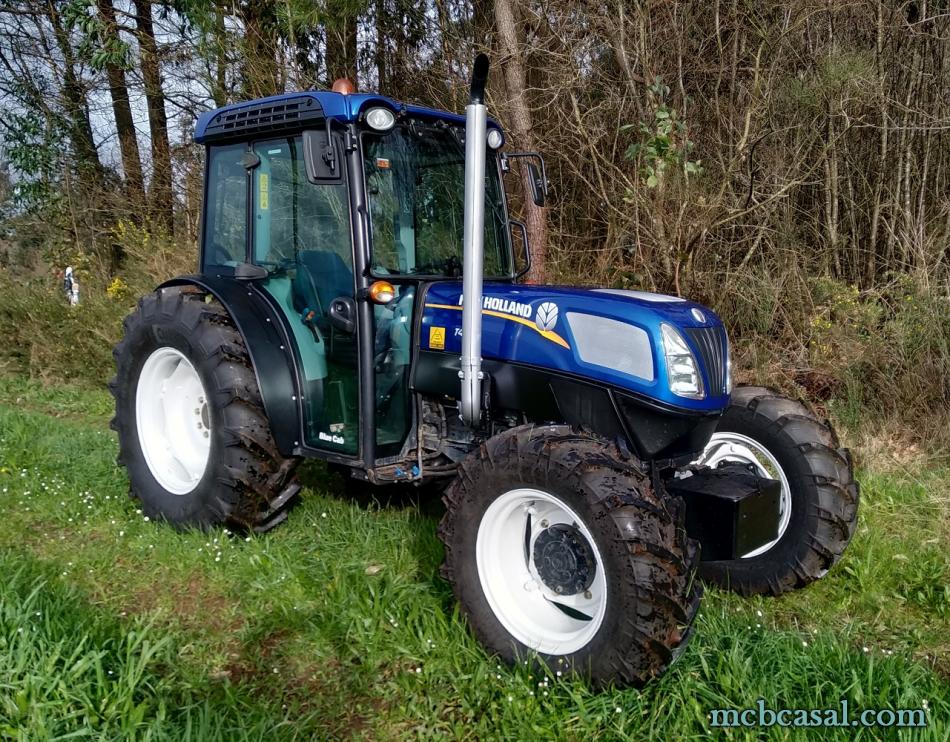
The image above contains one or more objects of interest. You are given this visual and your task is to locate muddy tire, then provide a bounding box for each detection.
[439,424,701,687]
[109,286,300,532]
[696,386,859,596]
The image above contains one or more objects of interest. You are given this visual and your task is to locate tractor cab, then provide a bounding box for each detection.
[195,90,520,464]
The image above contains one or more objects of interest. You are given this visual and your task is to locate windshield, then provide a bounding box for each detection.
[362,121,511,277]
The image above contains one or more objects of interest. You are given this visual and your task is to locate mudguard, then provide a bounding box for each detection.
[158,275,302,456]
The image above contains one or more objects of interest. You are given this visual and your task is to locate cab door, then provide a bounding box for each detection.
[249,135,360,456]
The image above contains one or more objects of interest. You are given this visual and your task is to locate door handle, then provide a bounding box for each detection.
[328,296,357,334]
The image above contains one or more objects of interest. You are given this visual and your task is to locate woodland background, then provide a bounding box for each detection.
[0,0,948,453]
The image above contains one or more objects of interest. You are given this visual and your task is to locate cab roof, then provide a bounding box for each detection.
[194,90,502,145]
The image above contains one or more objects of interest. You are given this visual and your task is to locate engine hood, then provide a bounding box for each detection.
[419,282,730,413]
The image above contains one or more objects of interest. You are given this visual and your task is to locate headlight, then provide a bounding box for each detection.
[487,128,504,149]
[365,106,396,131]
[661,323,705,399]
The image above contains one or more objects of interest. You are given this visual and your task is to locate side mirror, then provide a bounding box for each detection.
[502,152,549,207]
[328,296,357,334]
[303,129,342,184]
[526,162,545,207]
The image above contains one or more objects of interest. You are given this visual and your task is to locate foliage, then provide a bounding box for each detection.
[1,100,63,213]
[623,80,701,188]
[63,0,134,71]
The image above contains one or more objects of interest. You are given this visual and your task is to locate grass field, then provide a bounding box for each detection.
[0,375,946,740]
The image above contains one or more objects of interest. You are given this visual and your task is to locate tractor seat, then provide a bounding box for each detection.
[291,250,354,325]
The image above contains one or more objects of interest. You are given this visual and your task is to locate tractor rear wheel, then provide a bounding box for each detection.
[439,424,701,687]
[694,386,859,595]
[109,286,300,532]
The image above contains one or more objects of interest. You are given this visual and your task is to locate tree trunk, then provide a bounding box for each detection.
[96,0,145,212]
[494,0,547,282]
[133,0,173,235]
[45,3,103,182]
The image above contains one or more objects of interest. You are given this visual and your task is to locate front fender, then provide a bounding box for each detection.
[158,275,301,456]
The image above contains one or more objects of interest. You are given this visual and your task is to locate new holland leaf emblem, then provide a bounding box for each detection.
[535,302,559,331]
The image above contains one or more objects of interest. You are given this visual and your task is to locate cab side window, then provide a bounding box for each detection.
[203,144,248,268]
[251,137,351,266]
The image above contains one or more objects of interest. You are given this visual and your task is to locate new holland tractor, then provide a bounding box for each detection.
[110,55,859,686]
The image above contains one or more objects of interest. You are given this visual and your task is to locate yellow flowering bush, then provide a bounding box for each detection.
[106,276,130,301]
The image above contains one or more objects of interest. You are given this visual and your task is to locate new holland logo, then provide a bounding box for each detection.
[457,295,533,318]
[535,302,558,331]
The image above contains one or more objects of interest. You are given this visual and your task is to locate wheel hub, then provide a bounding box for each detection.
[532,524,596,595]
[475,488,608,655]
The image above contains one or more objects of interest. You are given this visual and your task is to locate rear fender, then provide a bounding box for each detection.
[158,276,301,456]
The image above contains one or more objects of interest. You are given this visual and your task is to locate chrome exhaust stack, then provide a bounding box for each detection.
[459,54,489,427]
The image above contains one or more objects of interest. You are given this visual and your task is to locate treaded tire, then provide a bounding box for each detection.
[109,285,301,532]
[699,386,859,596]
[439,424,702,687]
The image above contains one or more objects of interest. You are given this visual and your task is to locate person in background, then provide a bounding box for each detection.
[63,266,80,305]
[63,266,74,303]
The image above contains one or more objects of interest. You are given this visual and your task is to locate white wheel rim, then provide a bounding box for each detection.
[475,488,608,655]
[135,347,212,495]
[693,432,792,558]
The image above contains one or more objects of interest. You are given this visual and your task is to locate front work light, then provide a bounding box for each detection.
[365,107,396,131]
[660,323,705,399]
[487,128,503,149]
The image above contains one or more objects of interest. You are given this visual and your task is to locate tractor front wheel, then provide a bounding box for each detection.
[694,386,859,595]
[109,286,300,532]
[439,424,701,687]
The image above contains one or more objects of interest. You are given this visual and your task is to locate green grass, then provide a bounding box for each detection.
[0,374,947,740]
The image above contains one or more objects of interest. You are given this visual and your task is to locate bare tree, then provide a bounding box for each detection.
[133,0,173,234]
[96,0,145,209]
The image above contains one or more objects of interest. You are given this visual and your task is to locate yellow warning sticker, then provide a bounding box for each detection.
[429,326,446,350]
[259,173,269,210]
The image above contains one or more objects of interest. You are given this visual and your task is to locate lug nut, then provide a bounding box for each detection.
[540,519,549,528]
[584,590,592,600]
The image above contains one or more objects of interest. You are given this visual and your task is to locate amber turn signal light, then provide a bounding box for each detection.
[332,78,355,95]
[368,280,396,304]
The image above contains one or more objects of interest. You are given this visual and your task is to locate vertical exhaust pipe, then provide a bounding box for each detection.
[460,54,489,427]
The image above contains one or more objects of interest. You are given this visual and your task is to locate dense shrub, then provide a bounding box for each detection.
[0,223,194,386]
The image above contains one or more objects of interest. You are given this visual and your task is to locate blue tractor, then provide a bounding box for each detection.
[110,56,859,686]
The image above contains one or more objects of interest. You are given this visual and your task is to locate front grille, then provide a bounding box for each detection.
[202,96,324,142]
[685,326,728,396]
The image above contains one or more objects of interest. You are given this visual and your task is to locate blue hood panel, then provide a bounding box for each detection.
[420,282,730,413]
